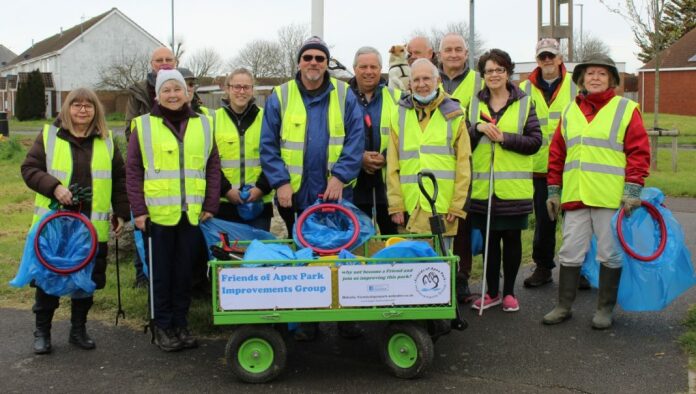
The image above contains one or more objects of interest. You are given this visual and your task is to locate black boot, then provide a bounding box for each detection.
[154,326,183,352]
[175,327,198,349]
[33,310,54,355]
[69,297,95,350]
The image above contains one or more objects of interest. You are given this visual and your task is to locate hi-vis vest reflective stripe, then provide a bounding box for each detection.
[439,70,483,110]
[376,86,401,182]
[560,96,636,209]
[135,114,213,226]
[520,74,577,173]
[275,78,349,192]
[469,95,533,201]
[394,101,462,214]
[32,125,114,242]
[214,107,273,203]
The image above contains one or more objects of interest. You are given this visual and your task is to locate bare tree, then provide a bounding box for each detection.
[97,51,150,90]
[277,23,309,78]
[229,39,286,78]
[409,21,486,59]
[167,35,186,62]
[600,0,667,169]
[560,31,611,61]
[184,47,222,78]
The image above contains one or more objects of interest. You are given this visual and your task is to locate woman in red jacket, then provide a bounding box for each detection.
[542,54,650,329]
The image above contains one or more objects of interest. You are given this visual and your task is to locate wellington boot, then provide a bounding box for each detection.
[33,330,52,355]
[69,326,96,350]
[592,265,622,330]
[543,266,581,325]
[69,297,95,349]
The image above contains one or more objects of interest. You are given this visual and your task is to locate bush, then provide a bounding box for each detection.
[0,136,26,161]
[14,69,45,121]
[106,112,124,121]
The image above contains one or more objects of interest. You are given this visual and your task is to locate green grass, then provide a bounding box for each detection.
[645,148,696,197]
[680,306,696,367]
[643,113,696,145]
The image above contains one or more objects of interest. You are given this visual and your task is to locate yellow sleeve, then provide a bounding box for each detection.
[448,119,471,219]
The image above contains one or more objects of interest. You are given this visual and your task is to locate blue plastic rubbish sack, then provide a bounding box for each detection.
[237,185,264,221]
[581,187,696,311]
[472,228,483,256]
[199,217,276,261]
[242,239,314,266]
[10,210,96,297]
[293,199,375,252]
[369,241,439,264]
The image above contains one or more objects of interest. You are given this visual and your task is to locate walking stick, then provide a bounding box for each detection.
[479,140,495,317]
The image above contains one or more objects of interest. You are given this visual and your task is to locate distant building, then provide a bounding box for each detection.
[639,27,696,116]
[0,8,162,117]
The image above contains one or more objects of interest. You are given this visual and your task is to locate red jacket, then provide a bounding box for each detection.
[547,89,650,210]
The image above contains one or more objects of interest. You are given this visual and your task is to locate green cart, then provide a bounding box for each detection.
[210,233,465,383]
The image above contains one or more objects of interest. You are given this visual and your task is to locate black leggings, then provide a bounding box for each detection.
[484,229,522,297]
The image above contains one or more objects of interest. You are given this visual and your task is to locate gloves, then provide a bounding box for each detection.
[621,182,642,217]
[546,185,561,221]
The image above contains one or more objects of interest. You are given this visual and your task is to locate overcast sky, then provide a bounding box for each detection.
[1,0,643,73]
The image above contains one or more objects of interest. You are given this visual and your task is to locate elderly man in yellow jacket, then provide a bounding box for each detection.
[387,58,471,247]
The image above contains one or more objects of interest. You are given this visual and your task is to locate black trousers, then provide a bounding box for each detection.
[355,203,398,236]
[483,229,523,297]
[149,216,202,329]
[532,177,557,269]
[452,216,473,279]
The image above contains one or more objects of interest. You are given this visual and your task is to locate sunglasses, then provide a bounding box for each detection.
[537,52,557,61]
[301,54,327,63]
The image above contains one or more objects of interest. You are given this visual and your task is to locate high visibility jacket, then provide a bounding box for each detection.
[134,114,213,226]
[520,74,577,172]
[214,107,273,203]
[560,96,637,209]
[439,70,483,110]
[393,98,463,214]
[274,78,350,192]
[469,95,534,200]
[32,125,114,242]
[377,86,401,154]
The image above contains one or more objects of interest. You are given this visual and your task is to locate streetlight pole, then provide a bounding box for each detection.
[171,0,175,52]
[469,0,475,70]
[574,3,584,60]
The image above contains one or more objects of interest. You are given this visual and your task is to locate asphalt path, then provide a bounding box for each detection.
[1,199,695,393]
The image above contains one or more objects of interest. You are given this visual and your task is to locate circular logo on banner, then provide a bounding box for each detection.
[414,267,447,298]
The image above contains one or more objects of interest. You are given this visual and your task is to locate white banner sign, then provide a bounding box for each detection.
[218,266,332,310]
[338,263,451,307]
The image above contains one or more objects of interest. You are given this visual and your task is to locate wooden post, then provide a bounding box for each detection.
[646,128,679,173]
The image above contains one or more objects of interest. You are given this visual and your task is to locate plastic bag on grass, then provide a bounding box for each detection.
[293,199,374,252]
[10,211,96,296]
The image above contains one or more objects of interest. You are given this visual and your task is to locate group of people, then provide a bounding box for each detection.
[19,33,650,354]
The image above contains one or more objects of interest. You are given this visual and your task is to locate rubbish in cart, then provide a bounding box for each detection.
[242,239,314,266]
[293,199,374,254]
[200,218,276,260]
[369,241,438,264]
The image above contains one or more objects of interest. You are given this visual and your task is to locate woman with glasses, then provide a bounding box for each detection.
[21,87,130,354]
[467,49,542,313]
[212,68,273,230]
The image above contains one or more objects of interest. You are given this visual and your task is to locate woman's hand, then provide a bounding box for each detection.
[199,211,213,222]
[53,185,73,206]
[245,187,264,202]
[112,216,125,237]
[391,212,405,225]
[225,188,243,205]
[135,215,148,231]
[477,122,504,143]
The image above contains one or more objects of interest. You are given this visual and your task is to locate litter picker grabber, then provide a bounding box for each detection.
[478,112,497,316]
[144,218,156,342]
[417,170,467,330]
[114,237,125,325]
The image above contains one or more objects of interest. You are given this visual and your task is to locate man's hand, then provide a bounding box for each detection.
[246,187,264,202]
[112,216,125,237]
[621,182,642,217]
[445,213,456,223]
[477,122,504,142]
[277,183,293,208]
[391,212,405,225]
[323,176,344,201]
[53,185,73,206]
[135,215,148,231]
[225,188,243,205]
[362,151,385,174]
[546,185,561,222]
[199,211,213,222]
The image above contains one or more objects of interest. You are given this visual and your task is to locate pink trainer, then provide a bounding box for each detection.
[502,295,520,312]
[471,294,502,310]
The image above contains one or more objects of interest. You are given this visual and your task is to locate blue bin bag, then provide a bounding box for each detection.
[472,228,483,256]
[10,211,96,297]
[132,214,147,277]
[369,241,439,264]
[293,199,375,252]
[581,187,696,311]
[200,217,276,261]
[242,239,315,267]
[237,185,264,221]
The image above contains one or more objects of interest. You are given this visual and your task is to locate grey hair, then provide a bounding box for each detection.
[353,46,382,68]
[410,58,439,79]
[439,32,468,52]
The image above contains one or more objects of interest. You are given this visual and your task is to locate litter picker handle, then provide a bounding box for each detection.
[417,171,439,213]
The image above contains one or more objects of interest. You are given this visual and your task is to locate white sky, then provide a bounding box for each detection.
[0,0,643,73]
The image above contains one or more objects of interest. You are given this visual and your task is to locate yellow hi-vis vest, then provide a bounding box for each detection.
[560,96,637,209]
[134,113,213,226]
[393,100,463,214]
[275,78,350,192]
[439,70,483,110]
[520,73,577,173]
[377,86,401,154]
[469,95,534,201]
[32,125,114,242]
[214,107,273,203]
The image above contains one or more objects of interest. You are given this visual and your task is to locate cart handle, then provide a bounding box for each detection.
[417,171,439,213]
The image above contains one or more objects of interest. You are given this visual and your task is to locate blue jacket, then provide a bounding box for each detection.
[260,73,365,210]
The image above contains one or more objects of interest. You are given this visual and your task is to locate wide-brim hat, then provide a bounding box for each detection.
[572,54,620,87]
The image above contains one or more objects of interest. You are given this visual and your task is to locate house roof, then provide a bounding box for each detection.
[0,45,17,66]
[641,27,696,70]
[6,8,114,67]
[18,72,55,89]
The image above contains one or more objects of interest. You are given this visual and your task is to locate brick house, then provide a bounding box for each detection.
[638,27,696,116]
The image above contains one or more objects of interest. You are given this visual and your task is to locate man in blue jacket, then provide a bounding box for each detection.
[261,36,364,234]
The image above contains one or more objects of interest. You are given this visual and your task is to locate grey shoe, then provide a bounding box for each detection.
[524,266,553,288]
[592,265,622,329]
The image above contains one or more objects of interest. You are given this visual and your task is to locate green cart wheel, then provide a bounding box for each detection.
[225,325,286,383]
[381,322,434,379]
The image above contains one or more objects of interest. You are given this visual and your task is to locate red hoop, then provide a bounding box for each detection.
[295,203,360,255]
[616,201,667,262]
[34,211,98,274]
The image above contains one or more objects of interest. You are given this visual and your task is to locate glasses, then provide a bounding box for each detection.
[301,54,327,63]
[152,57,175,64]
[187,82,198,88]
[71,103,95,112]
[227,84,253,92]
[484,67,507,76]
[537,52,557,61]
